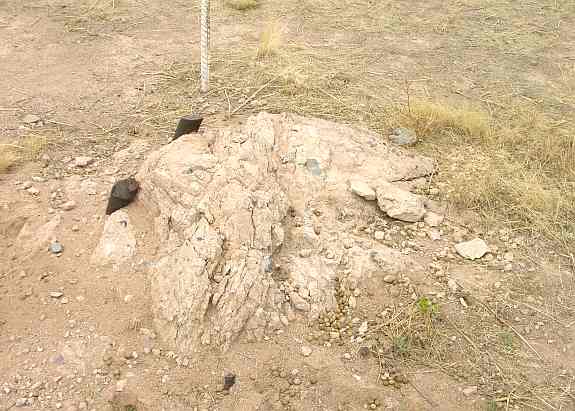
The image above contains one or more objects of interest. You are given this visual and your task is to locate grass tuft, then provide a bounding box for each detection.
[257,22,281,59]
[226,0,258,11]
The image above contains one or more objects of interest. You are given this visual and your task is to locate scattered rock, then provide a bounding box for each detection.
[383,274,397,284]
[455,238,489,260]
[74,156,93,168]
[61,200,77,211]
[423,211,444,227]
[350,180,376,201]
[374,231,385,240]
[23,114,41,124]
[389,127,417,146]
[301,346,313,357]
[462,386,478,396]
[376,182,425,222]
[22,181,33,189]
[50,291,64,298]
[50,241,63,254]
[428,229,441,241]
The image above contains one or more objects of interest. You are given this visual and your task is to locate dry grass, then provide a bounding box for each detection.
[0,135,48,174]
[0,150,17,173]
[391,99,575,252]
[257,22,281,58]
[226,0,258,11]
[400,101,491,141]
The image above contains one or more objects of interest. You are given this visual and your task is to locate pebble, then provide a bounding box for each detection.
[350,180,376,201]
[383,275,396,284]
[455,238,489,260]
[462,386,478,396]
[23,114,41,124]
[343,353,352,360]
[424,211,444,227]
[15,398,28,407]
[389,127,417,146]
[27,187,40,196]
[22,181,33,189]
[50,292,64,299]
[61,200,77,211]
[74,156,94,167]
[301,346,312,357]
[50,241,64,254]
[374,231,385,241]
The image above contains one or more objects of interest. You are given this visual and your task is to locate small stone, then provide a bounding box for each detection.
[50,241,64,254]
[350,180,376,201]
[428,229,441,241]
[23,114,41,124]
[503,252,514,262]
[74,156,93,168]
[455,238,489,260]
[116,379,127,392]
[22,181,33,189]
[15,398,28,407]
[301,346,312,357]
[424,211,444,227]
[374,231,385,240]
[389,127,417,146]
[383,275,396,284]
[71,225,80,232]
[50,291,64,299]
[61,200,77,211]
[376,182,425,222]
[27,187,40,196]
[358,321,368,335]
[343,353,352,360]
[462,386,478,396]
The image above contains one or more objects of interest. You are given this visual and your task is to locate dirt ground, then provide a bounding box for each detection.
[1,1,575,410]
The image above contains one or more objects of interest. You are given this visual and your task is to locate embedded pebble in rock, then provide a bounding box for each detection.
[61,200,77,211]
[424,211,444,227]
[27,187,40,196]
[389,127,417,146]
[50,241,64,254]
[74,156,94,168]
[350,180,376,201]
[455,238,489,260]
[301,346,313,357]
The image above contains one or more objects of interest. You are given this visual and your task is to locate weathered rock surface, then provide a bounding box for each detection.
[350,180,376,201]
[375,181,426,222]
[135,112,433,353]
[16,215,62,255]
[91,210,136,265]
[455,238,489,260]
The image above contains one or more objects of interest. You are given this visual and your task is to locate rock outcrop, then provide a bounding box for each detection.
[135,112,434,353]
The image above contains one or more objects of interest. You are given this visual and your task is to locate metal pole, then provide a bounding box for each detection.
[200,0,210,93]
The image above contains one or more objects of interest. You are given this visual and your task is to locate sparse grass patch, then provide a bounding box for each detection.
[0,149,17,174]
[226,0,258,11]
[0,135,48,174]
[257,22,281,58]
[400,100,491,142]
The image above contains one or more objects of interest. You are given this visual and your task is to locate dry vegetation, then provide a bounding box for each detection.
[226,0,258,11]
[0,135,48,173]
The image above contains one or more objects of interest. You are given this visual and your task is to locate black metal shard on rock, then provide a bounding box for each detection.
[173,114,203,141]
[105,177,140,215]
